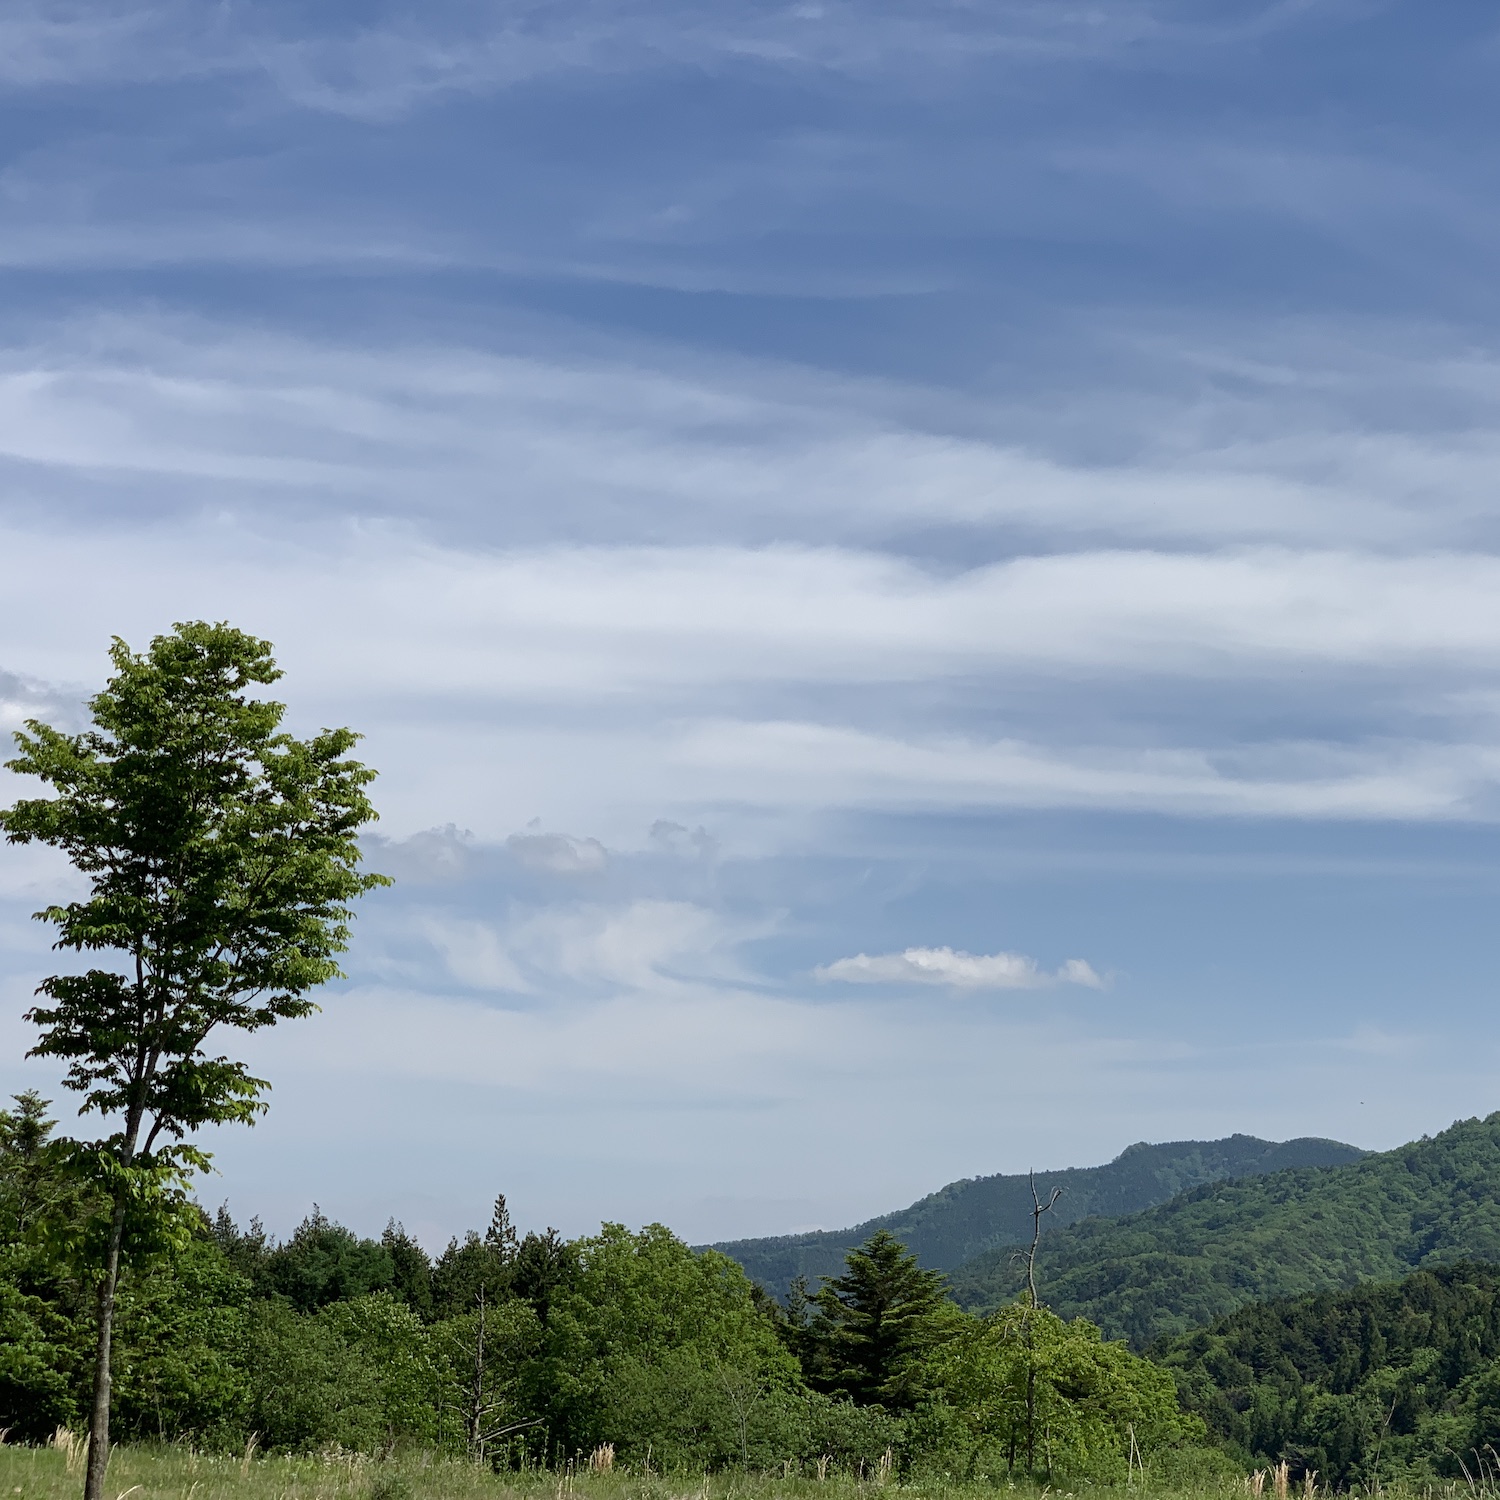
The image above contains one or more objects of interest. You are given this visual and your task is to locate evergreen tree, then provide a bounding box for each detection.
[210,1206,269,1282]
[260,1209,398,1311]
[383,1221,435,1318]
[807,1229,952,1408]
[485,1194,518,1259]
[431,1200,518,1321]
[512,1228,577,1326]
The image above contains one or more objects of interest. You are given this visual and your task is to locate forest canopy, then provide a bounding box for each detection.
[0,1093,1216,1483]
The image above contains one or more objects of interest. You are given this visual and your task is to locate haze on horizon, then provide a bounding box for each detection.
[2,0,1498,1252]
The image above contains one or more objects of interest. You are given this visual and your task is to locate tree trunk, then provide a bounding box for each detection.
[1025,1362,1036,1473]
[84,1196,128,1500]
[468,1287,487,1464]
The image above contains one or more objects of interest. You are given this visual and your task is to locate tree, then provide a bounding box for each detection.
[432,1290,544,1464]
[0,621,387,1500]
[540,1223,802,1467]
[431,1195,520,1320]
[0,1093,92,1442]
[924,1302,1202,1482]
[805,1229,954,1409]
[260,1208,398,1311]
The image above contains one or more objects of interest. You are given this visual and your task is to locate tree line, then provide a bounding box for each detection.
[0,1090,1207,1481]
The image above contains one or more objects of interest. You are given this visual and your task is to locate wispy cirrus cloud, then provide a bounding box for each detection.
[0,2,1336,115]
[6,0,1500,1253]
[816,945,1104,989]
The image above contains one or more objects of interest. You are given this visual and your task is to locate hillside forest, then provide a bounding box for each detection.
[14,1088,1500,1489]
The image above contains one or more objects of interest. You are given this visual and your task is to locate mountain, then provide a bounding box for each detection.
[1158,1262,1500,1485]
[948,1112,1500,1349]
[710,1133,1364,1298]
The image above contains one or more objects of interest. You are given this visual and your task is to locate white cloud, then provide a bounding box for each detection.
[506,832,608,875]
[507,899,751,990]
[7,315,1500,841]
[405,899,756,996]
[0,312,1492,550]
[672,721,1500,823]
[9,528,1500,835]
[416,915,532,993]
[816,945,1105,990]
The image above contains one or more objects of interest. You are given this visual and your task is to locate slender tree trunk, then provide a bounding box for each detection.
[84,1195,128,1500]
[86,1076,145,1500]
[469,1286,487,1464]
[1025,1362,1036,1473]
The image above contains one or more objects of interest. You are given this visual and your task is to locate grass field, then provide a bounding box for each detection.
[0,1443,1484,1500]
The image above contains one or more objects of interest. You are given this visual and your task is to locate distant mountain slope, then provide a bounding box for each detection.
[948,1113,1500,1349]
[710,1133,1364,1297]
[1157,1262,1500,1485]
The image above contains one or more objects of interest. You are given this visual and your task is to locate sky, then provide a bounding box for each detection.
[3,0,1500,1251]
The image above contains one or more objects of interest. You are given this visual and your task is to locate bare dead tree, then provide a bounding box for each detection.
[1026,1170,1064,1309]
[450,1285,542,1466]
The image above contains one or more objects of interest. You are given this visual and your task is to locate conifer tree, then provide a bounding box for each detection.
[808,1228,951,1407]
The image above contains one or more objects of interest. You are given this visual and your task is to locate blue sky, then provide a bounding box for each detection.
[4,0,1500,1249]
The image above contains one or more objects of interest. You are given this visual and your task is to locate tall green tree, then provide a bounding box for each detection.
[0,622,387,1500]
[805,1229,955,1409]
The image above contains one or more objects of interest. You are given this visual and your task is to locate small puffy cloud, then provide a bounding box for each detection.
[815,946,1105,991]
[506,831,608,875]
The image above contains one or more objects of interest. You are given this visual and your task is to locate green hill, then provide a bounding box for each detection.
[1158,1262,1500,1485]
[948,1113,1500,1349]
[710,1133,1364,1297]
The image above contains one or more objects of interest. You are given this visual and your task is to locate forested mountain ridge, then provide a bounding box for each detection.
[1158,1262,1500,1485]
[948,1113,1500,1349]
[712,1134,1364,1297]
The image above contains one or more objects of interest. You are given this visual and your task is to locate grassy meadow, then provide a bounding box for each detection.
[0,1443,1479,1500]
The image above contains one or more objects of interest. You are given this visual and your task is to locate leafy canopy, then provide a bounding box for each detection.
[0,621,388,1159]
[924,1302,1203,1482]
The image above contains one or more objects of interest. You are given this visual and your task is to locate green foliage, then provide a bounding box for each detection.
[798,1230,957,1409]
[0,1092,92,1440]
[260,1209,401,1311]
[950,1113,1500,1348]
[920,1304,1204,1482]
[539,1222,805,1468]
[0,621,388,1494]
[433,1237,513,1321]
[2,622,388,1142]
[1159,1262,1500,1487]
[109,1230,251,1444]
[321,1293,440,1446]
[248,1297,390,1453]
[431,1295,545,1459]
[715,1135,1364,1297]
[509,1229,576,1326]
[384,1221,435,1319]
[247,1291,437,1454]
